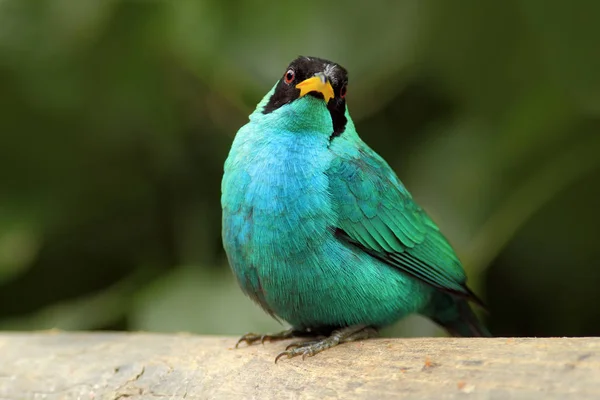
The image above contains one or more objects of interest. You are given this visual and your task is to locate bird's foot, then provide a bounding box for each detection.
[235,328,295,348]
[274,325,377,363]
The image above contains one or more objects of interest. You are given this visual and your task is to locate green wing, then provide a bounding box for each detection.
[328,141,481,304]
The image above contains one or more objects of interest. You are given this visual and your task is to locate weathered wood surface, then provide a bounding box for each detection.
[0,333,599,400]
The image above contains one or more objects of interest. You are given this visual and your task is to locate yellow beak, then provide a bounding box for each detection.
[295,73,334,103]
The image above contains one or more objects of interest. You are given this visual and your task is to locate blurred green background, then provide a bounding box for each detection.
[0,0,599,338]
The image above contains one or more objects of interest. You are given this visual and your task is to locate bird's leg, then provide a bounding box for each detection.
[235,328,297,348]
[274,325,378,363]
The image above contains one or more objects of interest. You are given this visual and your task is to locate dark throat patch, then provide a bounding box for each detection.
[262,56,349,139]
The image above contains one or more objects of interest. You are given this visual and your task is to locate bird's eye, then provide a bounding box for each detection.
[340,83,347,99]
[284,69,295,84]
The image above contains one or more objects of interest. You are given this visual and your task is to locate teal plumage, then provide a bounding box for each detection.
[221,57,489,360]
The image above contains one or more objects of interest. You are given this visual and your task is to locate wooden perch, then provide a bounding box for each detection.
[0,333,599,399]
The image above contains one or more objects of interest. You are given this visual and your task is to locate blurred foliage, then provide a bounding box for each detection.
[0,0,599,337]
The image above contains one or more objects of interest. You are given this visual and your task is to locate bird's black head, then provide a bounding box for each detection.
[263,56,349,137]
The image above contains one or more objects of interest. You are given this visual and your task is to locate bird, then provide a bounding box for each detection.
[221,56,490,362]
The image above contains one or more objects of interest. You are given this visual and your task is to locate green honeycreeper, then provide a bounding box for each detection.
[221,56,490,362]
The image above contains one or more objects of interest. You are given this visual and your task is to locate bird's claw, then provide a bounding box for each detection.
[274,350,290,364]
[302,349,315,360]
[275,341,324,363]
[284,342,302,351]
[235,333,260,348]
[238,326,378,362]
[235,329,295,348]
[284,339,319,351]
[273,325,378,363]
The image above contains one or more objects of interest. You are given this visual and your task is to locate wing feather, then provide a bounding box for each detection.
[327,141,483,306]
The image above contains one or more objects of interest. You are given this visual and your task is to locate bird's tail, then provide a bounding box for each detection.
[427,293,491,337]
